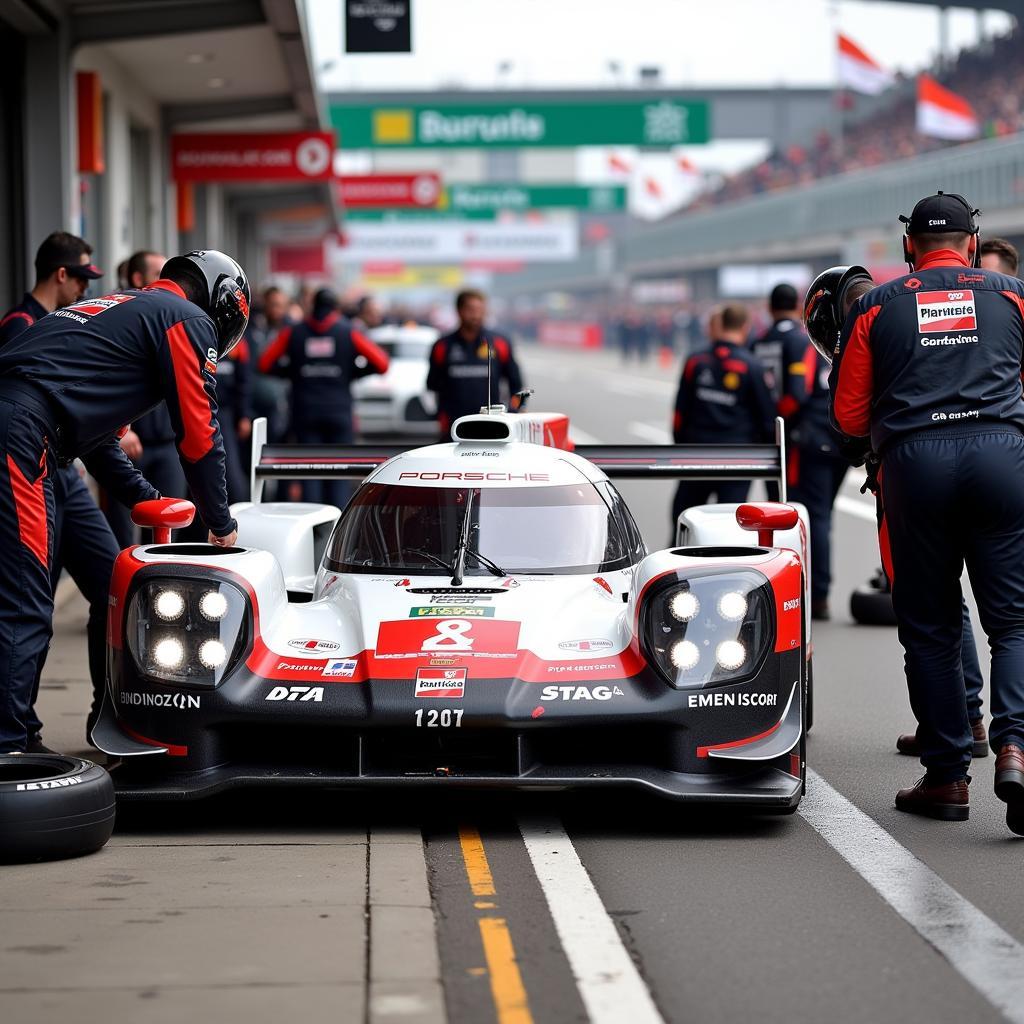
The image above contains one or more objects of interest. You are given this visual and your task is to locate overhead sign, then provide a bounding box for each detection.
[336,173,441,208]
[330,100,710,148]
[332,220,578,263]
[345,0,411,53]
[361,266,465,288]
[443,183,626,213]
[171,132,335,182]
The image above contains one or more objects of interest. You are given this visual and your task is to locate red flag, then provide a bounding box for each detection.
[916,74,979,140]
[837,33,894,95]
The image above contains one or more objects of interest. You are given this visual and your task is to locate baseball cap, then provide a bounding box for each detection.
[34,231,103,280]
[900,192,979,235]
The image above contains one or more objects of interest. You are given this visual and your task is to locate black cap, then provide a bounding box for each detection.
[769,283,798,311]
[900,192,979,235]
[34,231,103,280]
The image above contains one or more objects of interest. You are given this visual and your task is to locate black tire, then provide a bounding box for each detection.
[850,585,898,626]
[0,754,115,863]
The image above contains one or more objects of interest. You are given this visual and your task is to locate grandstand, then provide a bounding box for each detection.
[693,23,1023,209]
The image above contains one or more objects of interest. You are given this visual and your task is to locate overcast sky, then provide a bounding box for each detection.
[309,0,1013,91]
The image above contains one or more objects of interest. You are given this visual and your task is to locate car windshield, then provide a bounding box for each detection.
[325,482,644,575]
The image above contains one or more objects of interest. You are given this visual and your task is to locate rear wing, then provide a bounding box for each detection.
[248,417,787,502]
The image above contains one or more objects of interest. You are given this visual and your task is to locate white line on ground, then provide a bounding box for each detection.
[628,422,671,444]
[800,769,1024,1024]
[519,817,665,1024]
[835,495,877,523]
[569,425,603,446]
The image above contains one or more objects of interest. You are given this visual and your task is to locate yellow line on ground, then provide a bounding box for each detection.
[458,825,496,896]
[479,916,533,1024]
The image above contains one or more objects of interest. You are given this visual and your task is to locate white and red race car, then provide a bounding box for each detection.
[94,411,810,810]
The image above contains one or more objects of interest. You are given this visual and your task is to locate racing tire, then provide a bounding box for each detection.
[850,569,897,626]
[0,754,115,863]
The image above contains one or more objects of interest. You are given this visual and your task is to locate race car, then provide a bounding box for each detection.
[352,323,438,435]
[93,411,808,810]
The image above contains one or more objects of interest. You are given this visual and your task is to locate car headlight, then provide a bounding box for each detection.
[126,578,249,687]
[642,570,773,689]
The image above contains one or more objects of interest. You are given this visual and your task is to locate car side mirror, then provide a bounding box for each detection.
[735,502,799,548]
[132,498,196,544]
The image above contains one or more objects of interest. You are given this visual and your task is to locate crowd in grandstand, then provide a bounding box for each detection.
[691,24,1023,209]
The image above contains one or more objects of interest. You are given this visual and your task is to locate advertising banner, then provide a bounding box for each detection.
[171,132,335,182]
[336,173,441,208]
[330,100,710,148]
[345,0,411,53]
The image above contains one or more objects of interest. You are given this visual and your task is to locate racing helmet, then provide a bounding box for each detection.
[161,250,250,356]
[803,265,872,364]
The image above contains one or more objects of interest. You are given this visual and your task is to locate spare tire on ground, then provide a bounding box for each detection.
[0,754,115,863]
[850,568,898,626]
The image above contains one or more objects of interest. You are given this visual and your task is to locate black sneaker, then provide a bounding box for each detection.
[25,735,58,755]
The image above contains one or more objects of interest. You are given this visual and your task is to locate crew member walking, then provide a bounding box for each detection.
[670,304,776,535]
[0,250,247,754]
[829,193,1024,833]
[427,290,524,441]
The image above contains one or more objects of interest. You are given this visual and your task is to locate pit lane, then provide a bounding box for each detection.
[4,342,1022,1024]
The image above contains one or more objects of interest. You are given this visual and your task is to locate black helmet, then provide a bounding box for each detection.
[803,265,873,364]
[161,250,250,357]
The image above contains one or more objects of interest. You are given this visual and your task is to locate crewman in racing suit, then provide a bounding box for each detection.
[0,250,247,754]
[829,193,1024,832]
[670,304,776,536]
[258,289,389,508]
[427,289,524,441]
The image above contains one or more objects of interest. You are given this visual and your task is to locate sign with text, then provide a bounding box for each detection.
[171,132,335,182]
[330,100,710,148]
[336,172,441,208]
[332,220,578,264]
[345,0,411,53]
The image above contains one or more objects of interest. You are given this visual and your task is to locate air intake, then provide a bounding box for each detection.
[451,417,513,442]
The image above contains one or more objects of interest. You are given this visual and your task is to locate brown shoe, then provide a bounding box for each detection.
[995,744,1024,836]
[896,720,989,758]
[895,775,969,821]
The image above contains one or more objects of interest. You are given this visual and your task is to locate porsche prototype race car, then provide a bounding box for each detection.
[352,323,438,435]
[93,411,808,810]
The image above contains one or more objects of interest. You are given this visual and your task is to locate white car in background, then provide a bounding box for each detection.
[353,324,439,436]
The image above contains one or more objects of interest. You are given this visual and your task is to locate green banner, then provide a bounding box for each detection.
[345,183,626,221]
[330,100,710,148]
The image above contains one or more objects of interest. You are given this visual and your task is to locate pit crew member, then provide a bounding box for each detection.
[0,231,121,751]
[670,304,776,534]
[829,192,1024,832]
[980,237,1019,276]
[0,249,247,754]
[258,288,389,508]
[427,289,524,441]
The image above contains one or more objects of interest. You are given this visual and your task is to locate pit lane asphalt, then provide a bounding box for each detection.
[6,342,1021,1024]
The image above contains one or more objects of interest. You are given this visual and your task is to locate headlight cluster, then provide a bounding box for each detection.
[643,570,773,689]
[126,578,248,686]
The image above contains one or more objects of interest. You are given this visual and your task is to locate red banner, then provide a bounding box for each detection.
[538,321,604,349]
[171,132,335,182]
[269,242,327,276]
[335,173,442,208]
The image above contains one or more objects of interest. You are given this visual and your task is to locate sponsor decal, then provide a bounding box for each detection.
[531,706,545,718]
[558,638,614,653]
[276,660,317,672]
[410,605,494,618]
[266,685,324,702]
[782,598,801,612]
[397,471,550,482]
[430,594,490,603]
[687,691,778,708]
[723,371,740,391]
[119,692,200,710]
[541,684,625,701]
[305,337,336,358]
[323,658,358,677]
[17,776,83,792]
[429,656,461,666]
[593,577,613,595]
[904,278,921,290]
[915,290,977,333]
[63,294,135,318]
[919,334,979,347]
[376,618,520,657]
[958,273,986,285]
[415,667,467,698]
[288,638,342,653]
[546,662,616,674]
[500,577,519,589]
[931,409,980,422]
